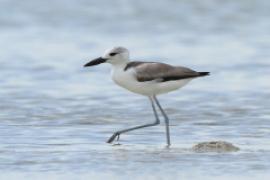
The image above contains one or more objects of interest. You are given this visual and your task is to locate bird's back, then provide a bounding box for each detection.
[125,61,209,82]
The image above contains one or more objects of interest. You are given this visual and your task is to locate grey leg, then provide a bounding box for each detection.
[107,96,160,144]
[153,95,171,146]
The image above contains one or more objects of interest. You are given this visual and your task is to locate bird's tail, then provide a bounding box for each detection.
[198,72,210,76]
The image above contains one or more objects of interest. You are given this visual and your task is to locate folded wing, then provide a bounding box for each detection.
[125,62,209,82]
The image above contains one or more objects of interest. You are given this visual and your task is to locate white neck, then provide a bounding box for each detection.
[110,58,129,69]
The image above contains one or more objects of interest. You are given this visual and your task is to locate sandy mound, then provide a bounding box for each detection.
[192,141,240,153]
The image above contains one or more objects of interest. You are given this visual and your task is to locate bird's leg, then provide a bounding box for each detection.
[153,95,171,147]
[107,132,120,144]
[107,96,160,144]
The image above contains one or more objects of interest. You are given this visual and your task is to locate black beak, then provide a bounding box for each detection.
[84,57,107,67]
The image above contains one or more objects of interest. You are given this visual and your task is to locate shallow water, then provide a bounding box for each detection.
[0,0,270,179]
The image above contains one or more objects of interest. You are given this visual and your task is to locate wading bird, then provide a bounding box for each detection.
[84,47,209,146]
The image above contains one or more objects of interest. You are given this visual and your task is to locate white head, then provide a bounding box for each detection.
[84,46,130,67]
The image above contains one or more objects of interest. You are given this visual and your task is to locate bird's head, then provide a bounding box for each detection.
[84,46,129,67]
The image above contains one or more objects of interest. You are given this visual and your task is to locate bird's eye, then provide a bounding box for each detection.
[109,53,117,56]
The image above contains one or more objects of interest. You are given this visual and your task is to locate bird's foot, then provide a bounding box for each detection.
[107,132,121,144]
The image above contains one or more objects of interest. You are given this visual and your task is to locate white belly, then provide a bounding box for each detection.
[111,68,192,96]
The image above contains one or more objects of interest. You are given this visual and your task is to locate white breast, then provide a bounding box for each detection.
[111,67,138,91]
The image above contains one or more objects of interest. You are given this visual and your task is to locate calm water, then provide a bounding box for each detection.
[0,0,270,179]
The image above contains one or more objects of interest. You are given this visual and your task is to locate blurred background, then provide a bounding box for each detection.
[0,0,270,179]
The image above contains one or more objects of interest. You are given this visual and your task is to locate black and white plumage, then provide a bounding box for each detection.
[84,46,209,146]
